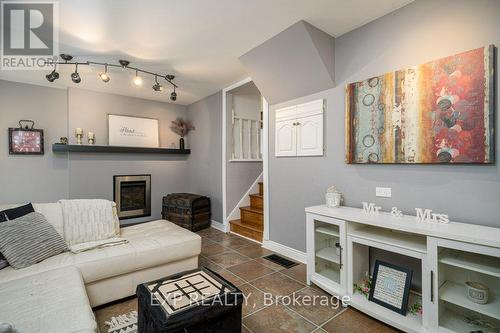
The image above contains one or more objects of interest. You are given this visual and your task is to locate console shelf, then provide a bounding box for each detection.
[439,249,500,278]
[316,247,340,264]
[348,225,427,254]
[439,280,500,320]
[52,143,191,155]
[315,226,339,237]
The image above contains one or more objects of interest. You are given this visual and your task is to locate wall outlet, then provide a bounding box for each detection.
[376,187,392,198]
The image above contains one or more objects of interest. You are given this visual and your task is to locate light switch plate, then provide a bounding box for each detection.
[376,187,392,198]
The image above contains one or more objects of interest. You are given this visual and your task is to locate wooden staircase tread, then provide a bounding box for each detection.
[249,193,263,198]
[229,219,263,233]
[240,206,263,214]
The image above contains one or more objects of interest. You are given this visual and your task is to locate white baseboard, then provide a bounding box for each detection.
[210,220,228,232]
[262,240,307,264]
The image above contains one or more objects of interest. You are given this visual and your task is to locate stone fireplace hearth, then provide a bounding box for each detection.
[113,175,151,219]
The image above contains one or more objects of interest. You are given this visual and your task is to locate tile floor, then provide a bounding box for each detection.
[95,227,399,333]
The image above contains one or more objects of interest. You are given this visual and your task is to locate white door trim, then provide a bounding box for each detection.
[262,98,270,242]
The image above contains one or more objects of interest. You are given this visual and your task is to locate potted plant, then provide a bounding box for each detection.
[170,118,195,150]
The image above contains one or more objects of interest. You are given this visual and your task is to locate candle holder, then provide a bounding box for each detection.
[88,132,95,145]
[75,128,83,145]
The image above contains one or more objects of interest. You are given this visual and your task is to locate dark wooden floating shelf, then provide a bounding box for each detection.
[52,143,190,155]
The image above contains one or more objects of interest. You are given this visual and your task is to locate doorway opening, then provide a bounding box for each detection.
[222,78,269,243]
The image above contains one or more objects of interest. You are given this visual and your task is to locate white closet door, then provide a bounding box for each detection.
[275,119,297,157]
[296,113,323,156]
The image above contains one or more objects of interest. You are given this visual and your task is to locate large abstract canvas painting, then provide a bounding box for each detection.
[345,45,495,164]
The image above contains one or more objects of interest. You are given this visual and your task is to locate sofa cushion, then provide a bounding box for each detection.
[0,266,97,333]
[0,212,68,269]
[0,220,201,284]
[0,257,7,270]
[0,203,65,238]
[32,203,65,238]
[0,203,34,220]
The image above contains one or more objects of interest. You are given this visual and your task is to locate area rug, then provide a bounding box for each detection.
[105,311,138,333]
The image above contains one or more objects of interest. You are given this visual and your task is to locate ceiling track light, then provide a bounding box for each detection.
[170,86,177,101]
[44,54,179,99]
[45,63,59,82]
[133,70,143,86]
[152,75,163,92]
[99,64,110,83]
[71,63,81,84]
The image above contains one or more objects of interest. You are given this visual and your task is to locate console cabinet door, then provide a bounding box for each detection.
[306,213,347,296]
[275,119,297,157]
[296,113,323,156]
[427,237,500,333]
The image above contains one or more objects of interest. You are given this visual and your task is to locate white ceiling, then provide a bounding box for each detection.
[0,0,413,105]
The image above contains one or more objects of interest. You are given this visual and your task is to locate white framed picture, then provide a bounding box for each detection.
[108,114,159,147]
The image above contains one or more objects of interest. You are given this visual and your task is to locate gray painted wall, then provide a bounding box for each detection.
[186,92,223,223]
[0,81,189,225]
[67,88,189,224]
[240,20,335,105]
[268,0,500,252]
[0,81,69,203]
[226,84,263,217]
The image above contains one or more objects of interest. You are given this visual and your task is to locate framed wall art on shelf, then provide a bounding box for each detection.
[107,114,159,148]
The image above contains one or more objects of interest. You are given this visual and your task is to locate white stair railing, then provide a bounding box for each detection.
[232,116,262,161]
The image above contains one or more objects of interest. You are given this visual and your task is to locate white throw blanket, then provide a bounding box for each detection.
[58,199,125,251]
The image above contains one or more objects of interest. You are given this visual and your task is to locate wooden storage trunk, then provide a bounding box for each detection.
[162,193,211,231]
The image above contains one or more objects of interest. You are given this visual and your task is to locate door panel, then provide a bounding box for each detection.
[297,114,323,156]
[275,119,296,156]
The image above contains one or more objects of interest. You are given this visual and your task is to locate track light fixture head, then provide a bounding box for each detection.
[99,64,110,83]
[165,74,175,81]
[170,87,177,101]
[60,54,73,62]
[119,59,130,67]
[133,70,142,86]
[45,64,59,82]
[152,75,163,92]
[71,64,81,83]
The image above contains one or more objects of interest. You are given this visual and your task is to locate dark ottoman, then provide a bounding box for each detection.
[137,268,243,333]
[162,193,211,231]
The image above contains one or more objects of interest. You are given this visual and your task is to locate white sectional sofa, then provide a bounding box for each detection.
[0,202,202,333]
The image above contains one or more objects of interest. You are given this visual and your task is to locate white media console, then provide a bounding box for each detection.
[305,205,500,333]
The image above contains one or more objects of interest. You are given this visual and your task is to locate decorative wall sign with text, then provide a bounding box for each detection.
[108,114,159,148]
[415,208,449,224]
[362,202,381,215]
[369,260,413,316]
[390,207,404,218]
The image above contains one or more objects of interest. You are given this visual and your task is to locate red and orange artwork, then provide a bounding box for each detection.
[345,45,495,164]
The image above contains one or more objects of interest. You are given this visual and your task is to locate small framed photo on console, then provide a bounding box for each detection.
[368,260,413,315]
[8,120,44,155]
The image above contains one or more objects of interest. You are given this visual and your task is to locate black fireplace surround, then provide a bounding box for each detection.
[113,175,151,220]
